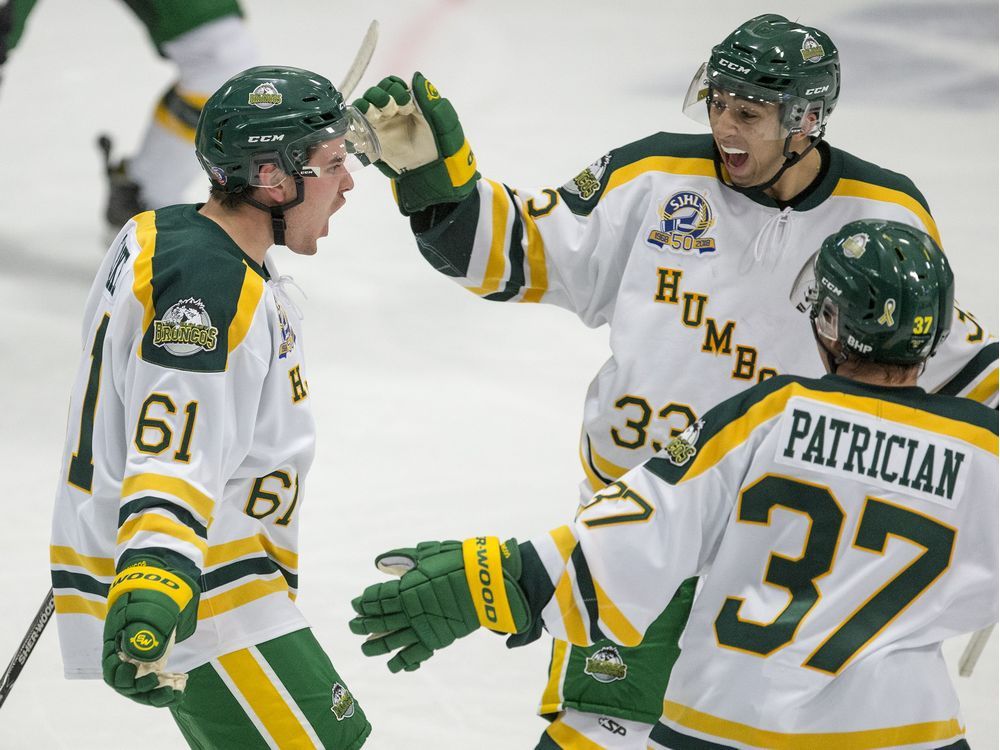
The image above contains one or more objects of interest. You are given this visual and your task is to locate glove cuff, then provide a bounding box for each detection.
[461,536,528,634]
[392,143,479,215]
[108,558,201,641]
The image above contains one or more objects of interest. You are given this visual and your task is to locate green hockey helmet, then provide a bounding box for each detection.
[195,65,379,194]
[792,220,954,365]
[683,14,840,140]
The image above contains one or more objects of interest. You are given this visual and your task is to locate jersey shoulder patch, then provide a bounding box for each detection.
[558,132,716,216]
[134,206,266,372]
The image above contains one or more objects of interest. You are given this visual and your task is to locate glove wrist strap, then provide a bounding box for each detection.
[106,563,195,613]
[462,536,518,633]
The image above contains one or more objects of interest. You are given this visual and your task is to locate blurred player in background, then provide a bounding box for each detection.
[350,219,998,750]
[49,66,379,748]
[0,0,258,233]
[352,13,999,749]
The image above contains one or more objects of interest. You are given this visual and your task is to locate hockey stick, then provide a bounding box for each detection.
[0,589,54,710]
[958,624,995,678]
[339,19,379,99]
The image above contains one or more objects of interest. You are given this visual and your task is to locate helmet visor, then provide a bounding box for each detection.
[789,250,819,314]
[682,62,819,140]
[248,106,381,187]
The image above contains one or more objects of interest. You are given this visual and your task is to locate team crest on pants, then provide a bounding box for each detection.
[331,682,355,720]
[647,191,717,256]
[584,646,628,683]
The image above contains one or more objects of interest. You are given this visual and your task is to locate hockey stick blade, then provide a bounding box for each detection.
[339,19,379,99]
[0,589,55,709]
[958,624,995,678]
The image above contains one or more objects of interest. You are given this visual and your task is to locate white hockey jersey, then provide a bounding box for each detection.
[525,374,998,749]
[50,206,315,678]
[413,134,998,498]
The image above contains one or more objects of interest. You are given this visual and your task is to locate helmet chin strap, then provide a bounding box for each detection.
[723,132,822,198]
[239,174,307,247]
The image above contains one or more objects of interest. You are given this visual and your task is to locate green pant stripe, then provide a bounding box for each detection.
[171,656,269,748]
[171,629,370,749]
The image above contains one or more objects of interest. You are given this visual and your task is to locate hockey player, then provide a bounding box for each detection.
[351,14,999,747]
[350,219,998,750]
[0,0,258,232]
[49,66,379,748]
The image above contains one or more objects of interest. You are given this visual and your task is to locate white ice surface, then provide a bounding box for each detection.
[0,1,996,748]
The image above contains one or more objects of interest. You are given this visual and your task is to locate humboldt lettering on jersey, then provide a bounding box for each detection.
[153,298,219,357]
[775,397,969,507]
[562,153,611,201]
[653,267,778,383]
[584,645,628,683]
[647,191,717,255]
[105,237,130,295]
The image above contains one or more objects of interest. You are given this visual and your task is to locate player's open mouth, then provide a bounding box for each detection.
[720,145,749,170]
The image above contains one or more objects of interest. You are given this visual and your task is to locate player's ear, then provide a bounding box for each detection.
[255,164,294,205]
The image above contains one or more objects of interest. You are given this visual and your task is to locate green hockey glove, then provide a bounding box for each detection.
[102,558,200,707]
[349,537,530,673]
[353,72,479,215]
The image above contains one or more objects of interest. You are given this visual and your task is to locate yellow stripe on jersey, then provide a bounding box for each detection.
[217,648,317,748]
[967,367,999,404]
[589,443,629,481]
[198,575,290,619]
[205,534,299,572]
[683,382,999,485]
[550,525,577,563]
[663,700,964,750]
[579,438,607,493]
[604,156,716,197]
[832,179,941,246]
[117,513,209,558]
[49,545,115,577]
[228,263,266,354]
[544,715,607,749]
[54,594,107,618]
[520,204,549,303]
[132,210,158,356]
[466,179,510,296]
[553,569,588,645]
[539,639,570,715]
[121,472,215,524]
[592,578,642,647]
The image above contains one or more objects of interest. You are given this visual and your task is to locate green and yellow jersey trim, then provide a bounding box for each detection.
[662,700,964,750]
[832,179,941,246]
[660,380,998,489]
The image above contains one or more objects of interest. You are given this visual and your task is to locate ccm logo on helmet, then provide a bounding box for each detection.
[718,58,751,75]
[248,134,286,143]
[805,85,831,95]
